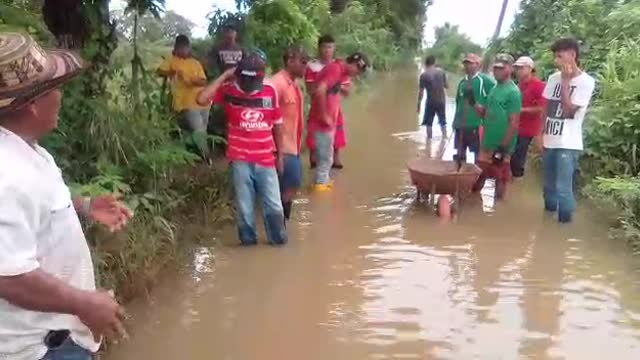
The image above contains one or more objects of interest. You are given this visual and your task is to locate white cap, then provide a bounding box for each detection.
[514,56,535,68]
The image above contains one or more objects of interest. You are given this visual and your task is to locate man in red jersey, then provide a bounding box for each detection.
[305,35,352,169]
[309,52,369,191]
[511,56,546,178]
[198,52,287,246]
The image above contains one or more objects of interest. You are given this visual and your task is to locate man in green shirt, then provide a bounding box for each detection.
[453,53,496,163]
[472,53,522,199]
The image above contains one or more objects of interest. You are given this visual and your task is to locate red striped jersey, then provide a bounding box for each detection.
[212,82,283,167]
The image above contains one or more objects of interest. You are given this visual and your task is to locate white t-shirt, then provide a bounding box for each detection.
[0,127,99,360]
[542,71,596,150]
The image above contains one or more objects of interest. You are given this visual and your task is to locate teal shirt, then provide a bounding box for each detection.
[482,80,522,152]
[453,73,496,129]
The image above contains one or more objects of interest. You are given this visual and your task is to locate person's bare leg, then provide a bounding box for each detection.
[333,148,343,169]
[309,151,316,169]
[282,189,296,222]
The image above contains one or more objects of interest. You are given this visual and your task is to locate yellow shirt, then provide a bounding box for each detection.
[158,55,208,112]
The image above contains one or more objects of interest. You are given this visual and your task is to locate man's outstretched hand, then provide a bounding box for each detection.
[89,195,133,233]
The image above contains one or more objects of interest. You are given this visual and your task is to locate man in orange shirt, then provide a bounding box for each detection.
[271,46,309,222]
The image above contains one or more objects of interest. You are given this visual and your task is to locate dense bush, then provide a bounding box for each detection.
[499,0,640,248]
[424,23,484,73]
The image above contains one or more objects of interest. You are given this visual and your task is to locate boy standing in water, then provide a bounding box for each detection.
[271,46,309,222]
[472,54,522,199]
[310,52,369,191]
[305,35,352,169]
[511,56,546,178]
[418,55,448,140]
[542,38,595,223]
[157,35,210,161]
[453,54,496,164]
[197,52,288,245]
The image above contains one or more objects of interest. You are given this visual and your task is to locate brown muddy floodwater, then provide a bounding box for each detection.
[107,70,640,360]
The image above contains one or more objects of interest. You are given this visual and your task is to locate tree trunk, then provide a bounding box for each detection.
[42,0,86,49]
[42,0,117,97]
[131,12,142,107]
[483,0,509,72]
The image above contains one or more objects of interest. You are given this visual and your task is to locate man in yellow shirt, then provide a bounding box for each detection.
[158,35,210,160]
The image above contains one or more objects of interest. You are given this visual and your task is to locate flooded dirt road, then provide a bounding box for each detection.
[108,70,640,359]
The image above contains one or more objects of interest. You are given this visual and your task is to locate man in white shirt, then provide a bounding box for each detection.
[542,38,596,223]
[0,33,133,360]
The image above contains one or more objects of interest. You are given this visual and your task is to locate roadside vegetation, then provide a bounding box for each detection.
[488,0,640,250]
[0,0,431,300]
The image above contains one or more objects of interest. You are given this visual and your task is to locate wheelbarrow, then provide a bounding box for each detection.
[407,157,482,208]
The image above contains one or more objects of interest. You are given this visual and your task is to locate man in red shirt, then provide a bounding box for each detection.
[197,52,287,246]
[305,35,352,169]
[511,56,546,178]
[310,52,369,191]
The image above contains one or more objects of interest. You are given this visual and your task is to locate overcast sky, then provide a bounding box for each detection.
[111,0,521,44]
[425,0,521,46]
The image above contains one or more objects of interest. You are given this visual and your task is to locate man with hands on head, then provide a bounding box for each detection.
[197,51,289,246]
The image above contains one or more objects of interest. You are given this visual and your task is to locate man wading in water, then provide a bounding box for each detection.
[0,33,133,360]
[271,46,309,222]
[511,56,546,178]
[453,54,496,164]
[309,52,369,192]
[472,54,522,200]
[542,38,595,223]
[198,52,288,245]
[305,35,352,169]
[417,55,448,140]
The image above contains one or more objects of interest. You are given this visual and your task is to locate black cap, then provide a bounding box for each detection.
[235,51,266,93]
[347,52,370,72]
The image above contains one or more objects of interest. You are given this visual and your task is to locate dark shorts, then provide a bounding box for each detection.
[422,102,447,127]
[454,128,480,154]
[279,154,303,191]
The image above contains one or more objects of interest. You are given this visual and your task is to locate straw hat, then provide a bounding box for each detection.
[0,33,85,116]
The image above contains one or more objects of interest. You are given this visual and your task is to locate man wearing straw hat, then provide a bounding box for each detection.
[0,33,132,359]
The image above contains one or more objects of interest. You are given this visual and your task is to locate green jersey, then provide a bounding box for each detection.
[453,73,496,129]
[482,80,522,152]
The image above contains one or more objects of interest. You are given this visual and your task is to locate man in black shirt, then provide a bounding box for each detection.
[208,24,245,75]
[418,55,449,139]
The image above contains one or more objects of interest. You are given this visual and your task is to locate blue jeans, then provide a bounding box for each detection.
[231,161,287,245]
[279,154,303,192]
[543,148,581,222]
[315,130,334,184]
[41,339,93,360]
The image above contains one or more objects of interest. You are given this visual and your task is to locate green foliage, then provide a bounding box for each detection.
[583,40,640,178]
[243,0,318,70]
[0,2,52,41]
[113,9,194,43]
[424,23,484,72]
[324,1,398,70]
[585,177,640,252]
[502,0,640,247]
